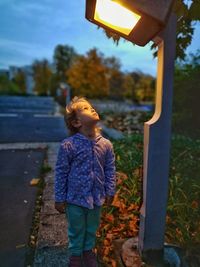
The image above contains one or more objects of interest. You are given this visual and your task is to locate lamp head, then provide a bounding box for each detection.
[86,0,175,46]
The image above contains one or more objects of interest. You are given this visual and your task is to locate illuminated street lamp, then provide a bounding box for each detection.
[86,0,177,265]
[86,0,174,46]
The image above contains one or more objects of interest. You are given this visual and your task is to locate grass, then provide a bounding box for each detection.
[97,133,200,266]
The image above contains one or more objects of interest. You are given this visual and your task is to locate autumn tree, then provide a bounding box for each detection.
[103,56,125,100]
[53,44,78,83]
[67,48,109,98]
[122,73,136,101]
[32,59,53,95]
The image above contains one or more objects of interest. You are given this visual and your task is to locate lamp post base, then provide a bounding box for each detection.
[118,237,188,267]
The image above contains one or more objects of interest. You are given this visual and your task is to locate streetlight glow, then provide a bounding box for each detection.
[94,0,141,35]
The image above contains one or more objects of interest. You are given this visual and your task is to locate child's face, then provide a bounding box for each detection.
[74,101,99,127]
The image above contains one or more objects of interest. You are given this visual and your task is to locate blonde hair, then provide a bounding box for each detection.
[64,96,101,135]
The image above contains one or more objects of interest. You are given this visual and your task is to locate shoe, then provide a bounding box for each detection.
[68,255,82,267]
[82,250,98,267]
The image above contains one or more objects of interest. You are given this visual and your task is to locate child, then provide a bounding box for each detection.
[55,96,116,267]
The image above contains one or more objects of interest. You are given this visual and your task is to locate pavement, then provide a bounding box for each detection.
[0,142,68,267]
[0,146,45,267]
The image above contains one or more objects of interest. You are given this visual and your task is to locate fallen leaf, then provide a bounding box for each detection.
[111,259,117,267]
[127,203,138,211]
[191,200,198,209]
[30,178,40,186]
[103,247,110,256]
[16,244,26,249]
[105,214,114,223]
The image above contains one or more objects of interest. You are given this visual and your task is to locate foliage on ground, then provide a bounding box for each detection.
[96,134,200,266]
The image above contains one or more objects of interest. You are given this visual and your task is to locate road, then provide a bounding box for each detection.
[0,96,67,143]
[0,96,67,267]
[0,149,45,267]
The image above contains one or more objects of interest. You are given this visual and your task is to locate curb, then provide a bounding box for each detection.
[33,142,69,266]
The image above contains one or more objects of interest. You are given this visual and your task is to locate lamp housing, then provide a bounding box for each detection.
[86,0,175,46]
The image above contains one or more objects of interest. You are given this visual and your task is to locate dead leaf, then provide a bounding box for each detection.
[111,259,117,267]
[105,214,114,223]
[16,244,26,249]
[30,178,40,186]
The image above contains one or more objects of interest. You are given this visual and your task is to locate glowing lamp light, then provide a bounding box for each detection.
[94,0,141,36]
[86,0,174,46]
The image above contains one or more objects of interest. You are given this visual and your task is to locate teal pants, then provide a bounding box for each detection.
[66,203,101,256]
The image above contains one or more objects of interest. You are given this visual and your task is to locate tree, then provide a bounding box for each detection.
[129,71,155,102]
[122,73,136,101]
[12,70,26,94]
[103,56,125,99]
[101,0,200,60]
[53,44,78,82]
[67,48,109,98]
[32,59,53,95]
[172,50,200,138]
[0,75,21,95]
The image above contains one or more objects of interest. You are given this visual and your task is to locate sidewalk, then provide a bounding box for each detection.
[33,142,69,266]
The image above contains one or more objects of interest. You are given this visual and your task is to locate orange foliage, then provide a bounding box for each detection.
[96,171,140,266]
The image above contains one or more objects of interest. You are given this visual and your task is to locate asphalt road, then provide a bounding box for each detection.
[0,96,67,143]
[0,96,67,266]
[0,149,45,267]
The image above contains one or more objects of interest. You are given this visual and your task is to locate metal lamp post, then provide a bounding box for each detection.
[139,13,177,263]
[85,0,177,263]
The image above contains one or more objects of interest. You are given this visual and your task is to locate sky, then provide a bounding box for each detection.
[0,0,200,76]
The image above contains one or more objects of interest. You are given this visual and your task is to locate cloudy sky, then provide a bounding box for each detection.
[0,0,199,76]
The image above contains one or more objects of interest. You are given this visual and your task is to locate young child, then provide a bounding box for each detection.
[54,96,116,267]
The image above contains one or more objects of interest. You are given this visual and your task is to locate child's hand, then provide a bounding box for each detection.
[55,202,66,213]
[105,196,114,206]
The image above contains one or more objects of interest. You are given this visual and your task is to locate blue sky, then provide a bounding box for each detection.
[0,0,199,76]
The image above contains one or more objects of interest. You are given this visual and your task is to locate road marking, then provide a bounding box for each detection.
[0,113,18,117]
[34,114,63,117]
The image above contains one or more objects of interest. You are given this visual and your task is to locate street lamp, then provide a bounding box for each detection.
[86,0,174,46]
[86,0,177,265]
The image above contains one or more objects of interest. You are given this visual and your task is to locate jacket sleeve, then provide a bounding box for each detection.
[104,142,116,196]
[55,140,72,202]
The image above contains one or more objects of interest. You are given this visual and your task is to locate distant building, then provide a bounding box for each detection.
[22,66,35,95]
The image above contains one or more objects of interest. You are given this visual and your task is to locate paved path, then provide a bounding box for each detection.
[0,142,68,267]
[0,144,45,267]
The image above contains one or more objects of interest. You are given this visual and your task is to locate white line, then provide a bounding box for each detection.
[0,113,18,117]
[34,114,63,118]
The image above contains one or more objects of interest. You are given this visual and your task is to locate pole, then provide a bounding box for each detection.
[138,13,177,263]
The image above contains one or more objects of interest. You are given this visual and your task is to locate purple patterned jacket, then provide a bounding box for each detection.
[55,133,116,209]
